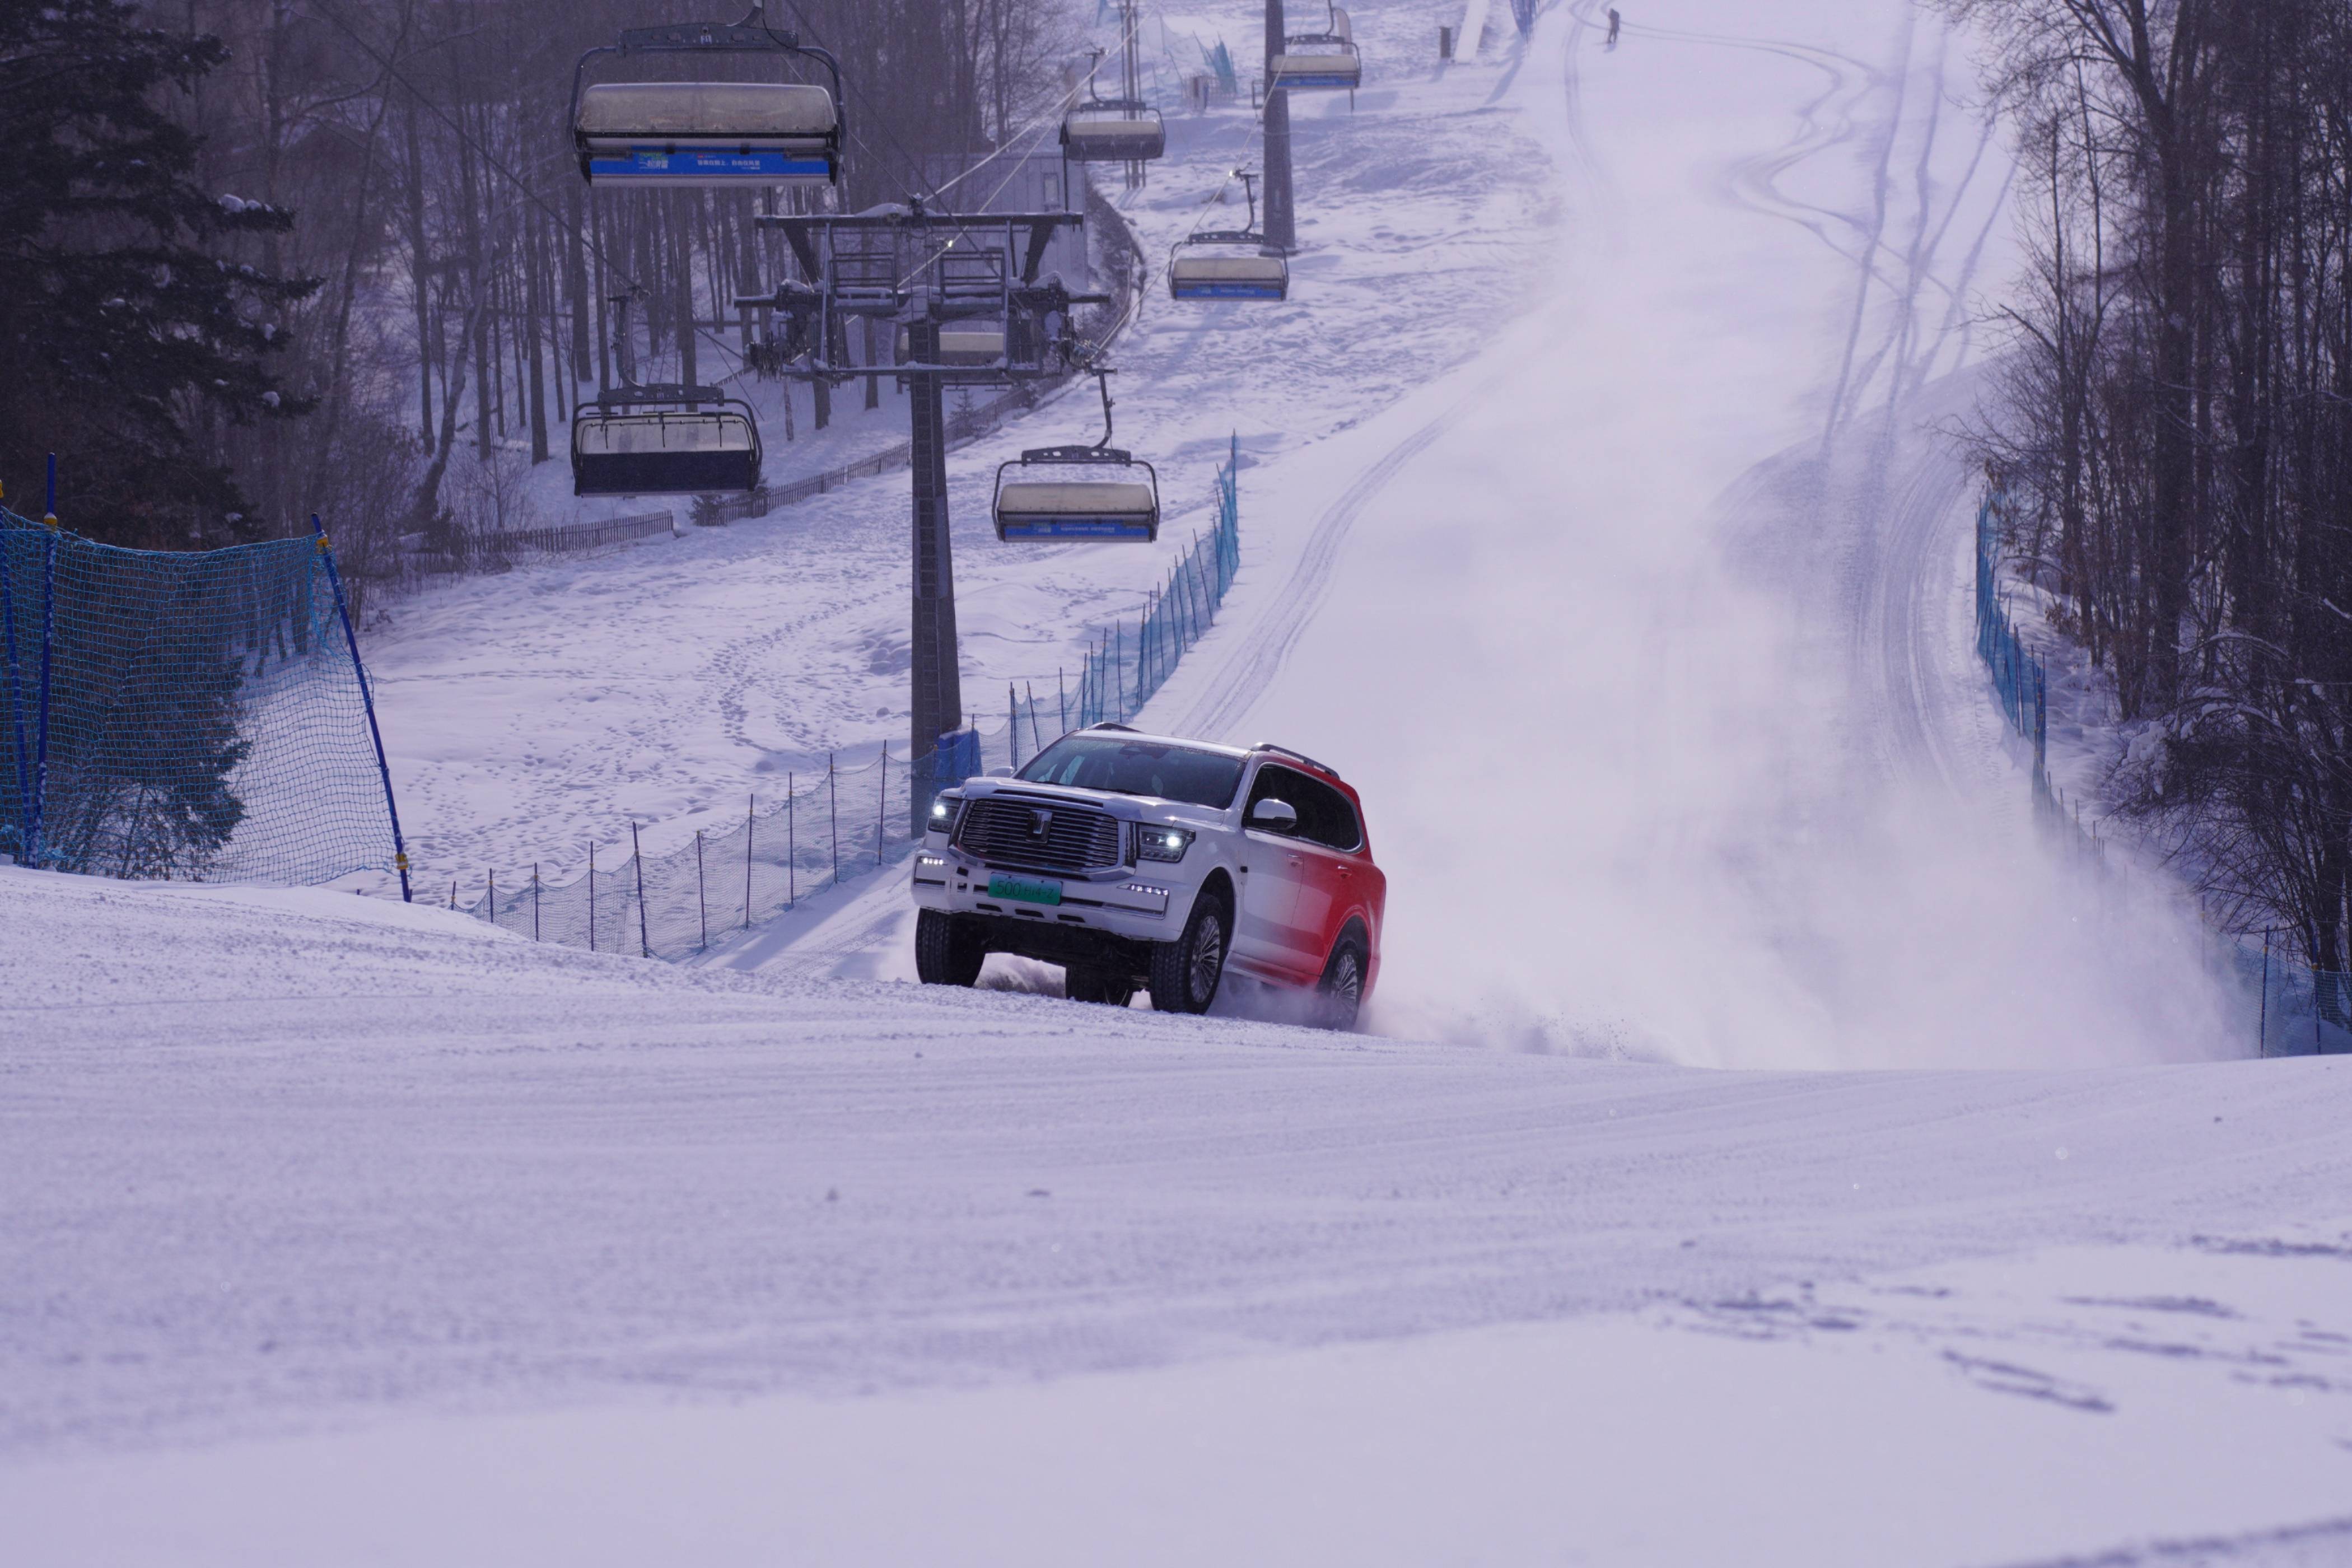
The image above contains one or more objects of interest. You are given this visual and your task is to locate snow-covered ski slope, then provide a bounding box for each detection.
[10,3,2348,1564]
[4,865,2350,1566]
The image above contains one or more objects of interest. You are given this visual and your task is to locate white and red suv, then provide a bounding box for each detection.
[911,725,1385,1026]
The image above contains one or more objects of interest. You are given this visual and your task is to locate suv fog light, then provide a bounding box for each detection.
[1135,827,1193,862]
[1123,882,1171,910]
[914,855,948,884]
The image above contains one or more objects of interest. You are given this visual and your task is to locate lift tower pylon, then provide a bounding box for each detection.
[1263,0,1296,249]
[747,204,1102,829]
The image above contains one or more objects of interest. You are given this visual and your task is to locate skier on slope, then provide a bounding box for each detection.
[1606,8,1621,47]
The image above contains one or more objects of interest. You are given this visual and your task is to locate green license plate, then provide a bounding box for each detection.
[988,874,1063,906]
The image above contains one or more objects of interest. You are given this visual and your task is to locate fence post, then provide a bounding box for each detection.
[696,828,707,951]
[588,842,596,952]
[877,743,889,870]
[311,515,414,900]
[631,819,650,958]
[0,526,29,861]
[828,751,838,885]
[787,777,796,908]
[449,878,455,910]
[1116,622,1126,718]
[26,521,55,867]
[534,862,542,941]
[1058,669,1068,737]
[488,870,496,925]
[1009,683,1019,769]
[1026,682,1042,757]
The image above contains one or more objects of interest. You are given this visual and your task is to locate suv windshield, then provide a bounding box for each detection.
[1017,734,1246,809]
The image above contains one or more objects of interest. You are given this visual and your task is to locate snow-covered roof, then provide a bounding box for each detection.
[576,81,836,138]
[1171,254,1286,281]
[996,480,1158,517]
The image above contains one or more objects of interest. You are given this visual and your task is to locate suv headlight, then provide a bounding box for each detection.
[927,796,960,834]
[1135,825,1194,862]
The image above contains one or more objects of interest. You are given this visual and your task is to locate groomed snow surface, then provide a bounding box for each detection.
[7,2,2350,1564]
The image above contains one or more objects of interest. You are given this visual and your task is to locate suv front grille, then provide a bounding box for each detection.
[955,796,1123,872]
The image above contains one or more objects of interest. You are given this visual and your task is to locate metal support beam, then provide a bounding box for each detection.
[906,317,962,830]
[1263,0,1295,249]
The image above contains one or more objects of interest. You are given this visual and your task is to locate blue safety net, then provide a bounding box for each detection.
[0,511,399,885]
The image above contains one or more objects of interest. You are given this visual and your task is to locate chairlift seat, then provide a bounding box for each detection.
[1169,244,1289,301]
[572,405,762,496]
[1061,107,1166,162]
[995,479,1159,540]
[1270,46,1362,91]
[993,447,1160,542]
[575,81,838,186]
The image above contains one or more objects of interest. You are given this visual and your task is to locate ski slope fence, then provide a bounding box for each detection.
[1975,492,2346,1057]
[1034,432,1242,755]
[450,437,1243,960]
[0,511,403,887]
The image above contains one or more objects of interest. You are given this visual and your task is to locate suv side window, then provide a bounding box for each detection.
[1296,776,1362,852]
[1244,764,1362,852]
[1244,763,1310,837]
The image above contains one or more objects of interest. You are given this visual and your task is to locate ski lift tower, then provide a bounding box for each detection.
[1262,0,1295,249]
[744,202,1102,828]
[1114,0,1149,191]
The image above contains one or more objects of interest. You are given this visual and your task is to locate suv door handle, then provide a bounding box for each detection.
[1285,853,1303,865]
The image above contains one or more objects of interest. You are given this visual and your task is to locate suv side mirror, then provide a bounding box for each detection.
[1249,797,1298,832]
[985,766,1015,778]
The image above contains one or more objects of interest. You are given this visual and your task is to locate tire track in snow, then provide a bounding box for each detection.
[1173,413,1461,744]
[1819,5,1913,449]
[1170,0,1604,746]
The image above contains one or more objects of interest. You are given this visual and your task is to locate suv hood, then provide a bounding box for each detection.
[958,776,1228,831]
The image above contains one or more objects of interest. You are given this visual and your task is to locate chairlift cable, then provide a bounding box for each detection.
[931,5,1141,202]
[300,0,763,392]
[894,5,1154,298]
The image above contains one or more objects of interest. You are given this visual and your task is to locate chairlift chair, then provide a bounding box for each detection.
[572,385,764,497]
[1166,171,1289,301]
[1060,46,1165,164]
[1271,2,1362,91]
[1167,236,1289,300]
[992,371,1160,542]
[1061,101,1167,163]
[571,4,844,188]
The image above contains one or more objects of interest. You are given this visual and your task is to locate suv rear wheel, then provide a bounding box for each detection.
[1317,934,1367,1032]
[914,909,986,987]
[1149,892,1228,1014]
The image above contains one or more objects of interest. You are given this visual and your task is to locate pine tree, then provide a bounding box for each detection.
[0,0,317,545]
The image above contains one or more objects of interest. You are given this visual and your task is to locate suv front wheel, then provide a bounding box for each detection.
[914,909,986,987]
[1149,892,1228,1014]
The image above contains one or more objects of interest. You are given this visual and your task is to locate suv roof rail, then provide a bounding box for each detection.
[1086,721,1139,732]
[1250,741,1339,777]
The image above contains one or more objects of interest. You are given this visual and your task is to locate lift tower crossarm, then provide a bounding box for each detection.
[743,204,1098,826]
[756,211,1084,286]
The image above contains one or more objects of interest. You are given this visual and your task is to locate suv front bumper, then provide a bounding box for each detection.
[911,842,1184,945]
